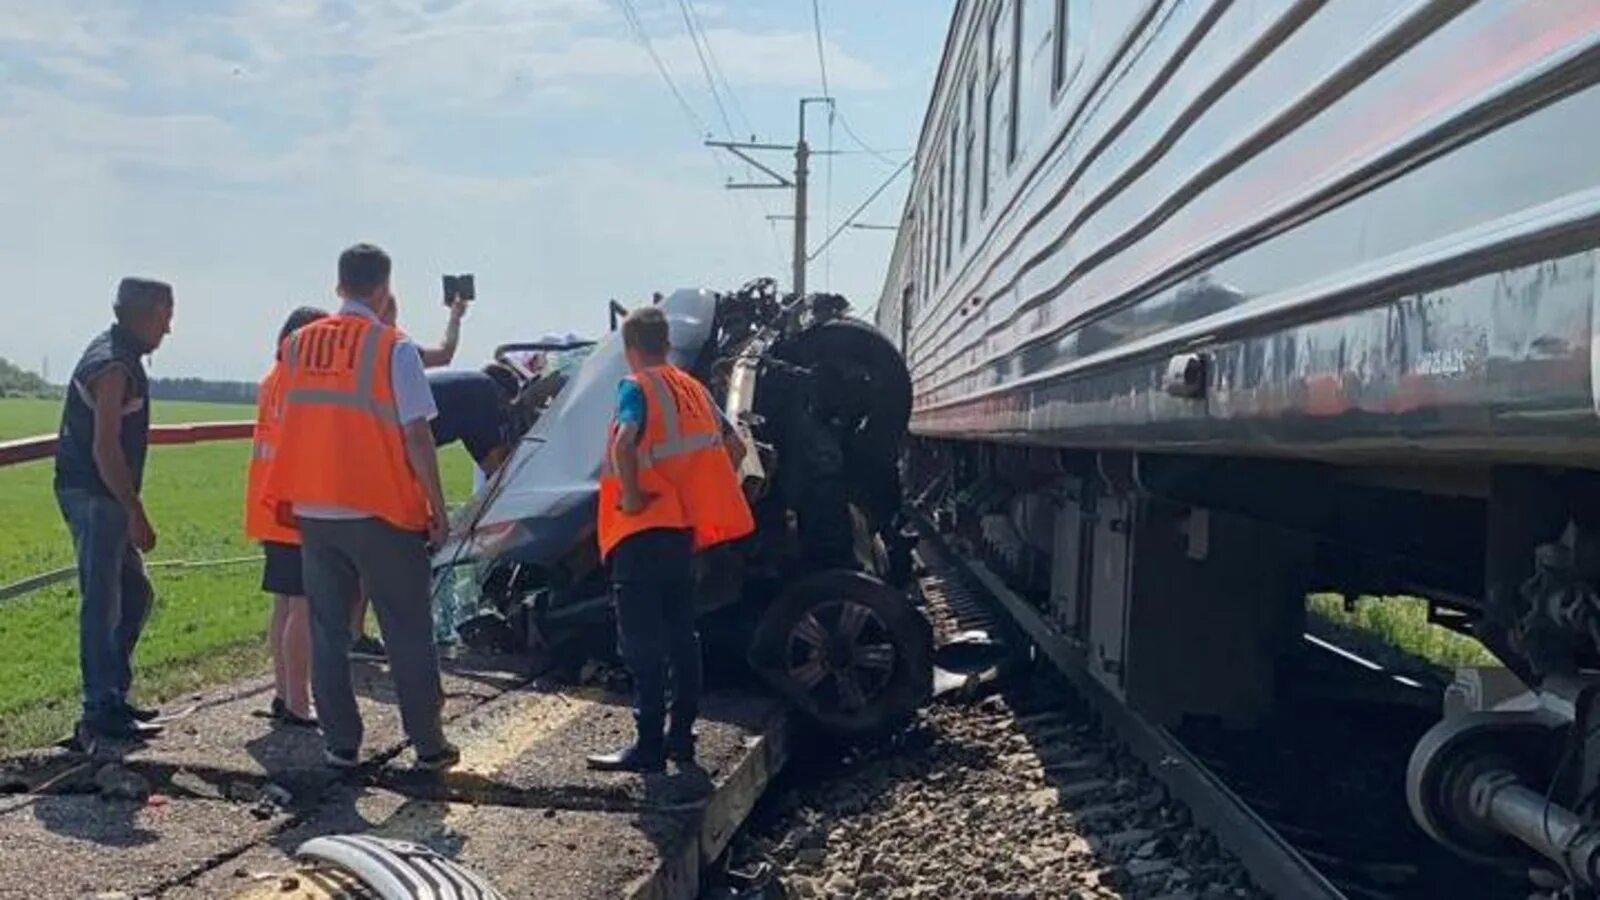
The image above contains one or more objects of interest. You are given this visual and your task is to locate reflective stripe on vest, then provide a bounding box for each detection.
[265,315,431,532]
[597,364,753,559]
[599,369,723,476]
[282,324,399,423]
[245,363,299,545]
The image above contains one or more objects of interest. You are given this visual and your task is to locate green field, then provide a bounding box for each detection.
[1307,594,1497,670]
[0,397,477,752]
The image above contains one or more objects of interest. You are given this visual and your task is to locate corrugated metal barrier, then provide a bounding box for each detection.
[0,421,257,602]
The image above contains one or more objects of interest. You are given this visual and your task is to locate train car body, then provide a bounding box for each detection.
[882,2,1600,886]
[879,0,1600,466]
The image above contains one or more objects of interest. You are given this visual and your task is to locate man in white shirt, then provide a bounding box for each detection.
[271,243,456,771]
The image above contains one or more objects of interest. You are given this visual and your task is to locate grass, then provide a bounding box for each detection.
[1307,593,1498,670]
[0,397,477,753]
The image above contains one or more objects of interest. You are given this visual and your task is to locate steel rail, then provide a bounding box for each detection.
[914,518,1347,900]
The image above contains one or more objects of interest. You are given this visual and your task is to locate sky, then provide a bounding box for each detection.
[0,0,953,382]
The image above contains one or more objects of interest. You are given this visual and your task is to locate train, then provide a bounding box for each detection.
[874,0,1600,893]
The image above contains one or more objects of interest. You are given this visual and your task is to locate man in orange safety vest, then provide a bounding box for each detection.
[588,305,754,773]
[244,306,327,729]
[263,243,457,773]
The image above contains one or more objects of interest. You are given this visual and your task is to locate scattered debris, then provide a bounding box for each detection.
[250,782,294,820]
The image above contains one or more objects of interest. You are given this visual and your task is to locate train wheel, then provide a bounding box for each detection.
[749,569,932,737]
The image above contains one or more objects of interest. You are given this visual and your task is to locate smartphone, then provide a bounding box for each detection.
[442,273,477,305]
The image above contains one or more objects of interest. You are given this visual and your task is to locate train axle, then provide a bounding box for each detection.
[1410,680,1600,893]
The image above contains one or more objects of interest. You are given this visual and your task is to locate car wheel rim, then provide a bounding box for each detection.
[784,599,897,713]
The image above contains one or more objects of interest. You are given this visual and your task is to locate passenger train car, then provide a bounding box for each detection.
[878,0,1600,887]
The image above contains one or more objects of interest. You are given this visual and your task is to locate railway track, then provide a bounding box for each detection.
[709,531,1540,899]
[713,673,1265,899]
[924,528,1538,899]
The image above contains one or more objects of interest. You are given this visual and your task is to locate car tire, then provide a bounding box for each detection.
[748,569,932,738]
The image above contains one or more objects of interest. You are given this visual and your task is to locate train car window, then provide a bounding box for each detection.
[987,3,1003,81]
[946,118,958,270]
[1007,0,1023,166]
[922,191,932,302]
[1051,0,1068,96]
[983,4,1003,214]
[921,197,934,305]
[934,160,945,285]
[962,72,976,246]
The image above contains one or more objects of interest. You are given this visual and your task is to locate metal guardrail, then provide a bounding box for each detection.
[0,421,254,467]
[0,555,265,604]
[0,420,257,602]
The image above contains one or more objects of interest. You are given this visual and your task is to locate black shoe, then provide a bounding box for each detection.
[350,635,387,660]
[666,731,697,764]
[90,714,163,742]
[270,697,318,729]
[586,742,665,773]
[70,721,99,755]
[415,742,461,773]
[120,701,160,723]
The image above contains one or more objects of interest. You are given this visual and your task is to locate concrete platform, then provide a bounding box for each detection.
[163,788,689,900]
[0,794,287,900]
[123,661,509,795]
[384,687,782,811]
[0,661,787,900]
[0,657,525,799]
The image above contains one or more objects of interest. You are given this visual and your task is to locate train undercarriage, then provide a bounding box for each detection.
[907,438,1600,896]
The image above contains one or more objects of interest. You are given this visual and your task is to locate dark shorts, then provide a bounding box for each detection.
[261,541,304,596]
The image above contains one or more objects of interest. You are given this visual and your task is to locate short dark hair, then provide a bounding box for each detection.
[114,278,173,321]
[621,306,670,357]
[277,306,328,352]
[338,243,391,298]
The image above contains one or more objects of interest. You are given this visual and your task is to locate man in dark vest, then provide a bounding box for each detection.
[55,278,175,748]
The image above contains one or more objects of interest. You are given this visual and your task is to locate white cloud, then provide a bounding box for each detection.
[31,55,128,92]
[500,30,887,90]
[0,0,918,380]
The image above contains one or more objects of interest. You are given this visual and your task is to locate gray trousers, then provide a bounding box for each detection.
[298,516,447,758]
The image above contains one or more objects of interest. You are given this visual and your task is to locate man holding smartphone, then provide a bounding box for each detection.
[55,278,175,748]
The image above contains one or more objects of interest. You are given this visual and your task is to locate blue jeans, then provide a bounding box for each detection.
[57,489,152,721]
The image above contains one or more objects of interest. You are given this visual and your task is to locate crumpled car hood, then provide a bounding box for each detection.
[433,288,717,569]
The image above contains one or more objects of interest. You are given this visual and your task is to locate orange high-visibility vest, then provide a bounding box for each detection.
[244,362,298,545]
[263,313,431,532]
[597,364,754,560]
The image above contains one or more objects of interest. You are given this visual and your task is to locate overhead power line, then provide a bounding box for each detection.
[810,0,831,99]
[807,157,910,262]
[617,0,786,272]
[670,0,784,270]
[807,0,902,170]
[675,0,735,138]
[836,109,903,166]
[811,0,836,288]
[618,0,706,135]
[681,0,755,137]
